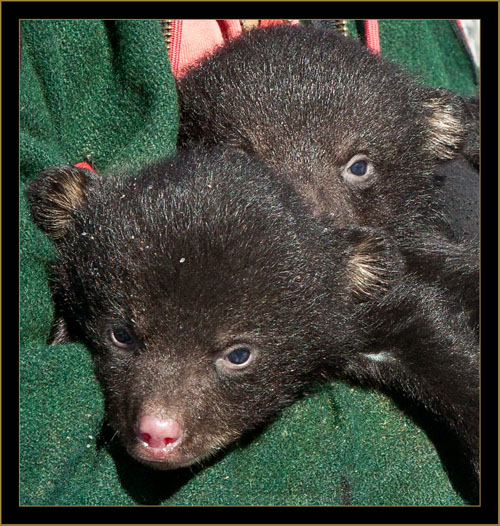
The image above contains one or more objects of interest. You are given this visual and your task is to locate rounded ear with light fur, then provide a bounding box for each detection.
[342,228,405,302]
[26,165,98,241]
[460,95,479,169]
[421,88,478,165]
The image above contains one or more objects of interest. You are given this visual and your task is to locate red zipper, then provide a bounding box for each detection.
[164,20,382,77]
[162,20,183,76]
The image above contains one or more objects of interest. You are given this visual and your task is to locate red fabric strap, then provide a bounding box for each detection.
[364,20,381,55]
[74,161,95,173]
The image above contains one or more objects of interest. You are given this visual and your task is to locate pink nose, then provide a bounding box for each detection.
[136,415,183,450]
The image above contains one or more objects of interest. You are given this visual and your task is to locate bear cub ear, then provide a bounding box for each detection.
[344,228,405,301]
[26,165,96,241]
[421,87,475,162]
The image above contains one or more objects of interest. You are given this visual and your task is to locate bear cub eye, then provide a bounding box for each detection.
[217,345,256,372]
[342,154,375,185]
[109,325,137,350]
[227,347,251,365]
[349,160,368,176]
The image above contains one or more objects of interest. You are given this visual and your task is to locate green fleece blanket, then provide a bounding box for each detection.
[20,19,476,506]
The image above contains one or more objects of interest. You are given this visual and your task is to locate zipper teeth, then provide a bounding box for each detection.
[161,19,173,51]
[161,20,347,47]
[241,20,259,31]
[241,20,295,31]
[333,19,349,36]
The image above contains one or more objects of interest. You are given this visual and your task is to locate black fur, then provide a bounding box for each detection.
[435,155,479,243]
[26,147,478,496]
[177,23,479,332]
[178,25,478,237]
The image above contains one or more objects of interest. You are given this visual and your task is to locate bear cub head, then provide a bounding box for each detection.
[178,24,477,233]
[27,147,404,469]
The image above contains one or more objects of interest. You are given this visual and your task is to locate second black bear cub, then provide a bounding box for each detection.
[178,24,479,331]
[178,24,477,237]
[27,147,478,489]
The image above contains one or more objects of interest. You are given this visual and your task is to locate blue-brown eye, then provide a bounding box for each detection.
[216,345,257,373]
[227,347,251,365]
[110,326,136,349]
[342,154,374,185]
[349,160,368,176]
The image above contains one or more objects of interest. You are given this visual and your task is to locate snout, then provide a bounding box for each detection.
[134,414,184,462]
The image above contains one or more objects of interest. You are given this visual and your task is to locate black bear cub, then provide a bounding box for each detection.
[27,147,478,495]
[177,23,479,332]
[178,24,478,238]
